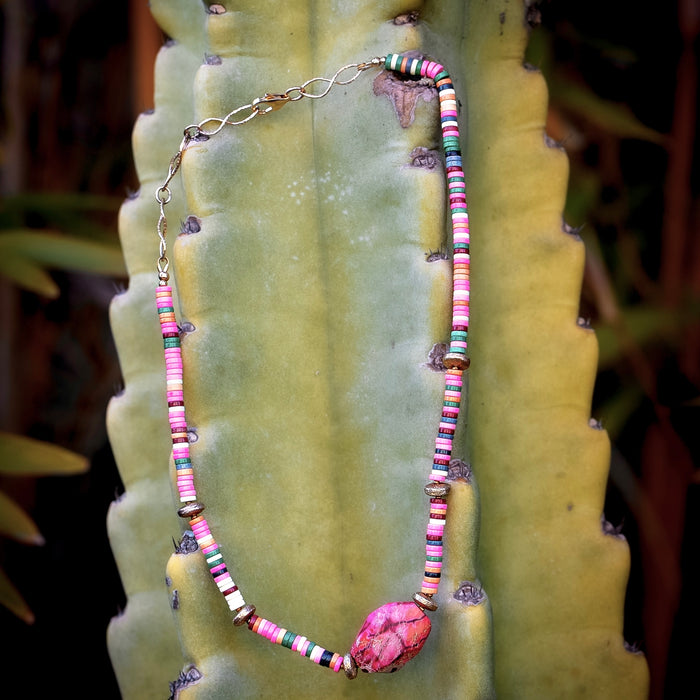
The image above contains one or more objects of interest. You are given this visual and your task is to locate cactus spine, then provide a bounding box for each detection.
[107,1,649,698]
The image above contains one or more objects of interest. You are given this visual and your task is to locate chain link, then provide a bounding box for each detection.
[154,57,385,281]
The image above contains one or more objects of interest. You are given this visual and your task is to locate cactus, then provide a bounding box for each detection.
[107,1,650,698]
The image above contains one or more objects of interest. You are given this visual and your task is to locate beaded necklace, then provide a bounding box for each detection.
[154,53,470,678]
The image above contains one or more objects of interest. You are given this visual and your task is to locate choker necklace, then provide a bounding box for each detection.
[154,53,470,679]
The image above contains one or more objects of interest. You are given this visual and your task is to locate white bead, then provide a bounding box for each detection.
[216,575,234,591]
[226,590,246,611]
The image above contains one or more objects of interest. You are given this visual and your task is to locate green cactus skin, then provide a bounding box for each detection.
[107,1,649,698]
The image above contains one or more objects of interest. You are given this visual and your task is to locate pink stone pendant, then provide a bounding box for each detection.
[350,601,431,673]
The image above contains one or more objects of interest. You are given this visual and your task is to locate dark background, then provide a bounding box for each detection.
[0,1,697,697]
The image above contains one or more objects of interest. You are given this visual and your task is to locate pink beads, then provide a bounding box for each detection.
[156,285,246,613]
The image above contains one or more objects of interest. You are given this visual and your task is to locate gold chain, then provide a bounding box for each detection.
[154,56,386,280]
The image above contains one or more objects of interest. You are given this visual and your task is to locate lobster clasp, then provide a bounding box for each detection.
[252,93,290,114]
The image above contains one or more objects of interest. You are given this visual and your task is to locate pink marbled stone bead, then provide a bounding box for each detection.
[350,601,431,673]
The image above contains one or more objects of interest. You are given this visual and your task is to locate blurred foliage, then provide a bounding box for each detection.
[0,193,124,622]
[0,0,133,693]
[526,4,699,698]
[0,432,88,622]
[0,193,126,297]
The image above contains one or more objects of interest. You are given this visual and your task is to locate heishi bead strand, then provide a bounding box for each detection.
[154,53,470,678]
[156,283,344,671]
[156,286,246,614]
[384,53,470,603]
[246,615,344,672]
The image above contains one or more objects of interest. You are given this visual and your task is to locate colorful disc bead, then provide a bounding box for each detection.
[247,614,344,672]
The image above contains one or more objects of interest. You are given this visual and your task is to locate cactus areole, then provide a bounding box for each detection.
[154,54,470,678]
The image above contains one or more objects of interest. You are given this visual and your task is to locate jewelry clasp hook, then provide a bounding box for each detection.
[252,93,290,114]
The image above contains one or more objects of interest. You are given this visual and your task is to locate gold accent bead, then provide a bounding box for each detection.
[424,481,451,498]
[232,604,256,626]
[158,270,170,284]
[177,501,206,519]
[413,592,439,612]
[343,653,358,680]
[443,352,470,370]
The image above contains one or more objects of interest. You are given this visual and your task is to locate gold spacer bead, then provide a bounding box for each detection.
[443,352,470,370]
[424,481,451,498]
[343,653,358,680]
[158,270,170,284]
[177,501,206,519]
[232,604,256,626]
[413,592,439,612]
